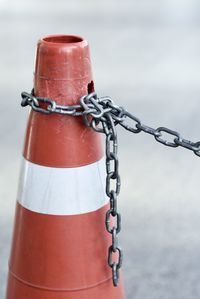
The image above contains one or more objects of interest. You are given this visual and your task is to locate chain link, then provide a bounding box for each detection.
[21,90,200,287]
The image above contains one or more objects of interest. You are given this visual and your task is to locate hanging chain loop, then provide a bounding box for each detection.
[21,90,200,287]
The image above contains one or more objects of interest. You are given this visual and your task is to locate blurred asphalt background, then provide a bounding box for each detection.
[1,0,200,298]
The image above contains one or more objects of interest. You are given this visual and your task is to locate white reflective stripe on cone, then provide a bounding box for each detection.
[17,157,108,215]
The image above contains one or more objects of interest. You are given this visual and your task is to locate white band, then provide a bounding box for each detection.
[17,158,108,215]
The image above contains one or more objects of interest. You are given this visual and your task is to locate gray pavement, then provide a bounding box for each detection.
[1,0,200,298]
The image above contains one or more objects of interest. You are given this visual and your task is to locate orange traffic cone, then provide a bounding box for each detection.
[5,35,126,298]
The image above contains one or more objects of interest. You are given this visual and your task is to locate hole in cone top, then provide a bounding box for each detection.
[43,35,83,44]
[87,81,95,94]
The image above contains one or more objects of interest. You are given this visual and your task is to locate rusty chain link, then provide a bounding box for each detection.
[21,90,200,287]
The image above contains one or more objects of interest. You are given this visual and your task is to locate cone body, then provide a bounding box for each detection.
[5,35,126,299]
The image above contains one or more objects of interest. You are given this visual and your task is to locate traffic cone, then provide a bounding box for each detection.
[5,35,126,299]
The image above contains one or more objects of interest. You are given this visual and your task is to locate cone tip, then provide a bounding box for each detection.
[34,34,92,84]
[39,34,88,47]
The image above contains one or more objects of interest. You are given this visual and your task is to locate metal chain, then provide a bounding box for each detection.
[21,90,200,287]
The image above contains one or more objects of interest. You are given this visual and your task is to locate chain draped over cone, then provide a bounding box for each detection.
[5,35,126,299]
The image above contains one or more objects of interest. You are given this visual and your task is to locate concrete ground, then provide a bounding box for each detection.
[1,0,200,298]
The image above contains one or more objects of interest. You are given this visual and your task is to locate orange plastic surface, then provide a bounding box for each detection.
[23,35,103,167]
